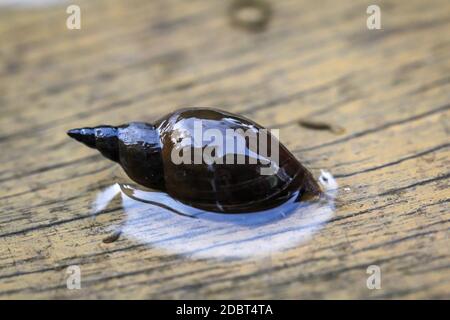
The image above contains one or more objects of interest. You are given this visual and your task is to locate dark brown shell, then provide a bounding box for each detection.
[68,108,321,213]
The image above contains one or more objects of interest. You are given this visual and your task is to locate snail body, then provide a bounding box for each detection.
[68,108,321,213]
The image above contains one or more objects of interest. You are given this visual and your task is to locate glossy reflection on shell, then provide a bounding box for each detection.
[68,108,321,213]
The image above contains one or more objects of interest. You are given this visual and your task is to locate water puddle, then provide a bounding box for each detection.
[92,170,338,259]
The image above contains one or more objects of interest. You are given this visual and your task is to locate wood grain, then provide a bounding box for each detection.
[0,0,449,299]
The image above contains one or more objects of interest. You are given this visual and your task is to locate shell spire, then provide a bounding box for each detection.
[67,125,119,162]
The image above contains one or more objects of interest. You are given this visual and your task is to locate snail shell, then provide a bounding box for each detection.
[68,108,321,213]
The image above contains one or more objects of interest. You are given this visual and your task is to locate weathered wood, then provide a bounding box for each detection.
[0,0,449,299]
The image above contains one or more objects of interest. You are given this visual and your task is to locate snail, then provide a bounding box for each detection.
[68,108,321,213]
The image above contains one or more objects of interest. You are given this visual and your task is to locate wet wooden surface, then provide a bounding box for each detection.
[0,0,449,299]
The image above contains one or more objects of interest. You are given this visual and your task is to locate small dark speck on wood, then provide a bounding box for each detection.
[298,119,346,135]
[102,230,122,243]
[228,0,272,32]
